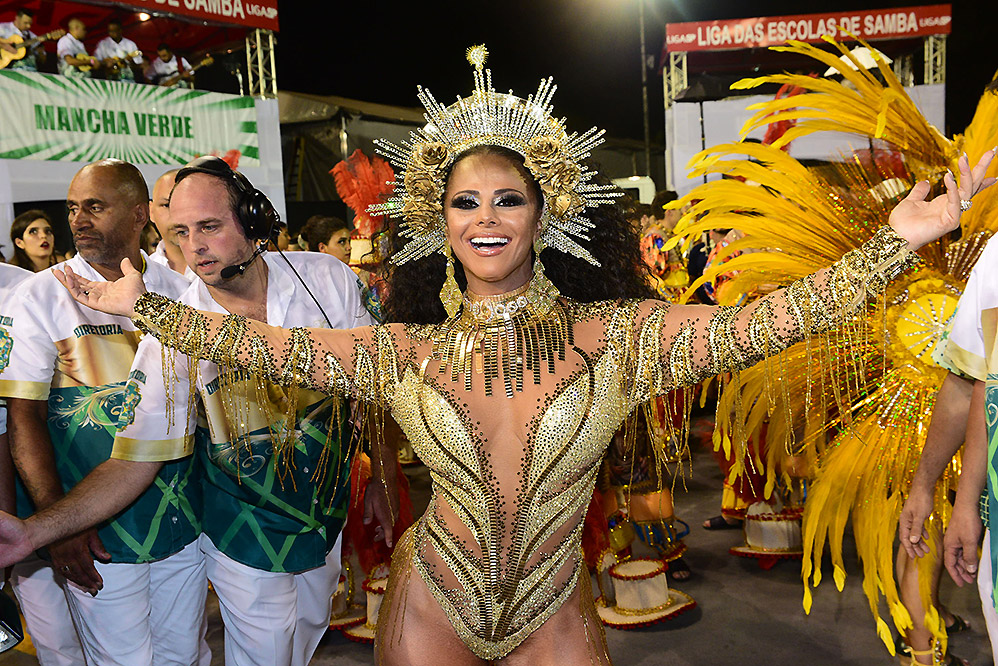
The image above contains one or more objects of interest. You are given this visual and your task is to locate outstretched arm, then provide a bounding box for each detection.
[654,224,914,391]
[54,259,396,404]
[634,151,995,398]
[0,458,161,581]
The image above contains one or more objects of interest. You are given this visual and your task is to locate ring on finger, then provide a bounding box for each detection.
[961,199,973,212]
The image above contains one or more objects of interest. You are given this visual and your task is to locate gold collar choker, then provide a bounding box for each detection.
[462,280,556,324]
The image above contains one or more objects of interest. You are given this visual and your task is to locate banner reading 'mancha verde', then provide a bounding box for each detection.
[0,71,260,167]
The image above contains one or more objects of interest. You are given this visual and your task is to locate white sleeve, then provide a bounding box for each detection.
[111,335,197,462]
[944,236,998,381]
[56,36,78,59]
[335,262,376,328]
[0,280,59,401]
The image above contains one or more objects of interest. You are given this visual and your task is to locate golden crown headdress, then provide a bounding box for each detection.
[371,45,620,266]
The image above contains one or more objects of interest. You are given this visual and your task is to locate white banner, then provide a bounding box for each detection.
[0,71,260,166]
[665,84,946,195]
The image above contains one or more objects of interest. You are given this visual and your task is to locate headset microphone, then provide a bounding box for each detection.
[219,243,266,279]
[176,156,334,328]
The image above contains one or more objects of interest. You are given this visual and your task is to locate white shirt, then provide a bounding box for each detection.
[148,54,191,83]
[943,236,998,382]
[94,36,141,64]
[0,263,33,435]
[112,250,374,461]
[0,254,198,561]
[56,32,87,60]
[56,32,90,76]
[0,21,35,41]
[149,241,196,282]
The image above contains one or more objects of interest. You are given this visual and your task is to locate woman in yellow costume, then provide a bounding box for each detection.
[4,46,990,666]
[669,38,998,666]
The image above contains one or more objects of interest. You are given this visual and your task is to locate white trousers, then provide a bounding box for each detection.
[201,532,341,666]
[978,528,998,662]
[64,538,209,666]
[10,555,87,666]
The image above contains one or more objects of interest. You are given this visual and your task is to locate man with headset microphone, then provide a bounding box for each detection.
[0,157,391,666]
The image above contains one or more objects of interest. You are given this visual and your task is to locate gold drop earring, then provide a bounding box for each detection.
[440,243,463,318]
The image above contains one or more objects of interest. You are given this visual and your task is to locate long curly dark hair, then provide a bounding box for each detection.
[380,145,654,324]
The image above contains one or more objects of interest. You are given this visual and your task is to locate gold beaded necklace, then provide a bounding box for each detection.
[427,276,569,398]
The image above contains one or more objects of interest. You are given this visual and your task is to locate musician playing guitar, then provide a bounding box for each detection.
[147,44,194,88]
[56,18,98,78]
[95,20,142,83]
[0,9,57,72]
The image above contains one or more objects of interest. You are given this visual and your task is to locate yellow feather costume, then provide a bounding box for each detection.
[670,38,998,654]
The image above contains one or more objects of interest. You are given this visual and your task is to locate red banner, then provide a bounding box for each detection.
[665,4,950,53]
[118,0,278,32]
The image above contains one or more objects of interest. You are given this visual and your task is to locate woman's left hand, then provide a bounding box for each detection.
[889,149,997,250]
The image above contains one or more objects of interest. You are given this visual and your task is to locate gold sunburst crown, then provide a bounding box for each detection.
[371,45,620,266]
[466,44,488,70]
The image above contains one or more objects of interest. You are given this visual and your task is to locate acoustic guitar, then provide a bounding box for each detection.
[0,29,66,69]
[157,55,213,87]
[103,49,142,77]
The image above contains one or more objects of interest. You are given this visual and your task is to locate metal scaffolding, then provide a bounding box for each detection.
[246,29,277,98]
[663,51,688,188]
[664,51,688,108]
[924,34,946,84]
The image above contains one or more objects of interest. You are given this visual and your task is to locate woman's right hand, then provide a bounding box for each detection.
[888,149,997,250]
[54,257,147,318]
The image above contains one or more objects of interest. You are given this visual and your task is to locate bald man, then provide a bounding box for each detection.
[0,160,207,665]
[56,18,97,78]
[148,169,195,281]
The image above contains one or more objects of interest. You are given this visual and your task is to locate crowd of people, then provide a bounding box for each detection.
[0,30,996,666]
[0,156,389,666]
[0,9,202,87]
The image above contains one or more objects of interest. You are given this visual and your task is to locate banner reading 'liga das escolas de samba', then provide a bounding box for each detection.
[0,71,260,166]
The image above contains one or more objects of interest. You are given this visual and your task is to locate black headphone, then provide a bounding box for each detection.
[175,156,280,241]
[173,156,333,327]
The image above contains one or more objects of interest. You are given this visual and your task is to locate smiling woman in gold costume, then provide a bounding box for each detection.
[2,46,992,666]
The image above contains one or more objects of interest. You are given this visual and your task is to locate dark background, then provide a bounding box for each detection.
[8,1,996,254]
[277,0,996,147]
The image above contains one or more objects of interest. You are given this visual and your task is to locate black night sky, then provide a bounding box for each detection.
[277,0,997,147]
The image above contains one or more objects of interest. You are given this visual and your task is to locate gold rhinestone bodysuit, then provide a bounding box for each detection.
[132,227,915,661]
